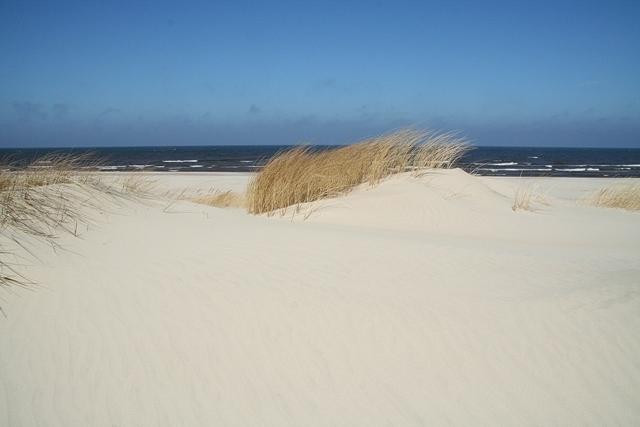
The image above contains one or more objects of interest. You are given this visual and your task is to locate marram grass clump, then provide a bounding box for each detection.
[591,184,640,211]
[246,129,469,215]
[0,154,153,305]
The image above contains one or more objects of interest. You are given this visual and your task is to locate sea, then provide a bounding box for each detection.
[1,146,640,177]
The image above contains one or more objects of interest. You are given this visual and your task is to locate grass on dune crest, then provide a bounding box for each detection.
[0,154,100,240]
[0,155,153,304]
[246,129,470,215]
[0,153,99,191]
[591,184,640,211]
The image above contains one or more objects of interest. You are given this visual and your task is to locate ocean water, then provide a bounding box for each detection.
[1,145,640,177]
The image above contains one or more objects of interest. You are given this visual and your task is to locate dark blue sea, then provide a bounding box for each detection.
[2,146,640,177]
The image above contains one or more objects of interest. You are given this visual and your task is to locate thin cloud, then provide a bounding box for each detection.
[12,101,47,121]
[98,107,121,117]
[577,80,601,88]
[310,77,353,94]
[52,103,70,120]
[313,78,338,90]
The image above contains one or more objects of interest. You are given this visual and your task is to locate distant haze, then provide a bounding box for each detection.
[1,1,639,147]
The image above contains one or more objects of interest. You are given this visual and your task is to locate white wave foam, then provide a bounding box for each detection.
[481,168,553,172]
[162,159,198,163]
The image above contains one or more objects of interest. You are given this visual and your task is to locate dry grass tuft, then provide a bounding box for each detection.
[118,174,157,197]
[0,154,102,240]
[591,184,640,211]
[0,156,152,305]
[246,129,469,214]
[512,185,548,212]
[512,187,534,211]
[0,153,97,191]
[192,190,245,209]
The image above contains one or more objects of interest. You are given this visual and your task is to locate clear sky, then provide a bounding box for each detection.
[1,0,639,147]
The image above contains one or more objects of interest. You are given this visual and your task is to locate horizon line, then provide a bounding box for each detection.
[1,143,639,150]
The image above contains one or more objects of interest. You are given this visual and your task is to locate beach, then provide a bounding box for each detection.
[1,170,639,426]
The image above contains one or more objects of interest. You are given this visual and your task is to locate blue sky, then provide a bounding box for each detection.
[1,0,639,147]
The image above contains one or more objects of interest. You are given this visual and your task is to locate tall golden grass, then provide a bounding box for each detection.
[591,184,640,211]
[246,129,469,214]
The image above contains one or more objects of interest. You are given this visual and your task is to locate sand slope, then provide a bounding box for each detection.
[1,170,639,426]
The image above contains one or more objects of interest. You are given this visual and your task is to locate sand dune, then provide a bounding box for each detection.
[1,170,639,426]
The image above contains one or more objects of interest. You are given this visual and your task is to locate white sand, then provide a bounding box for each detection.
[1,170,639,426]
